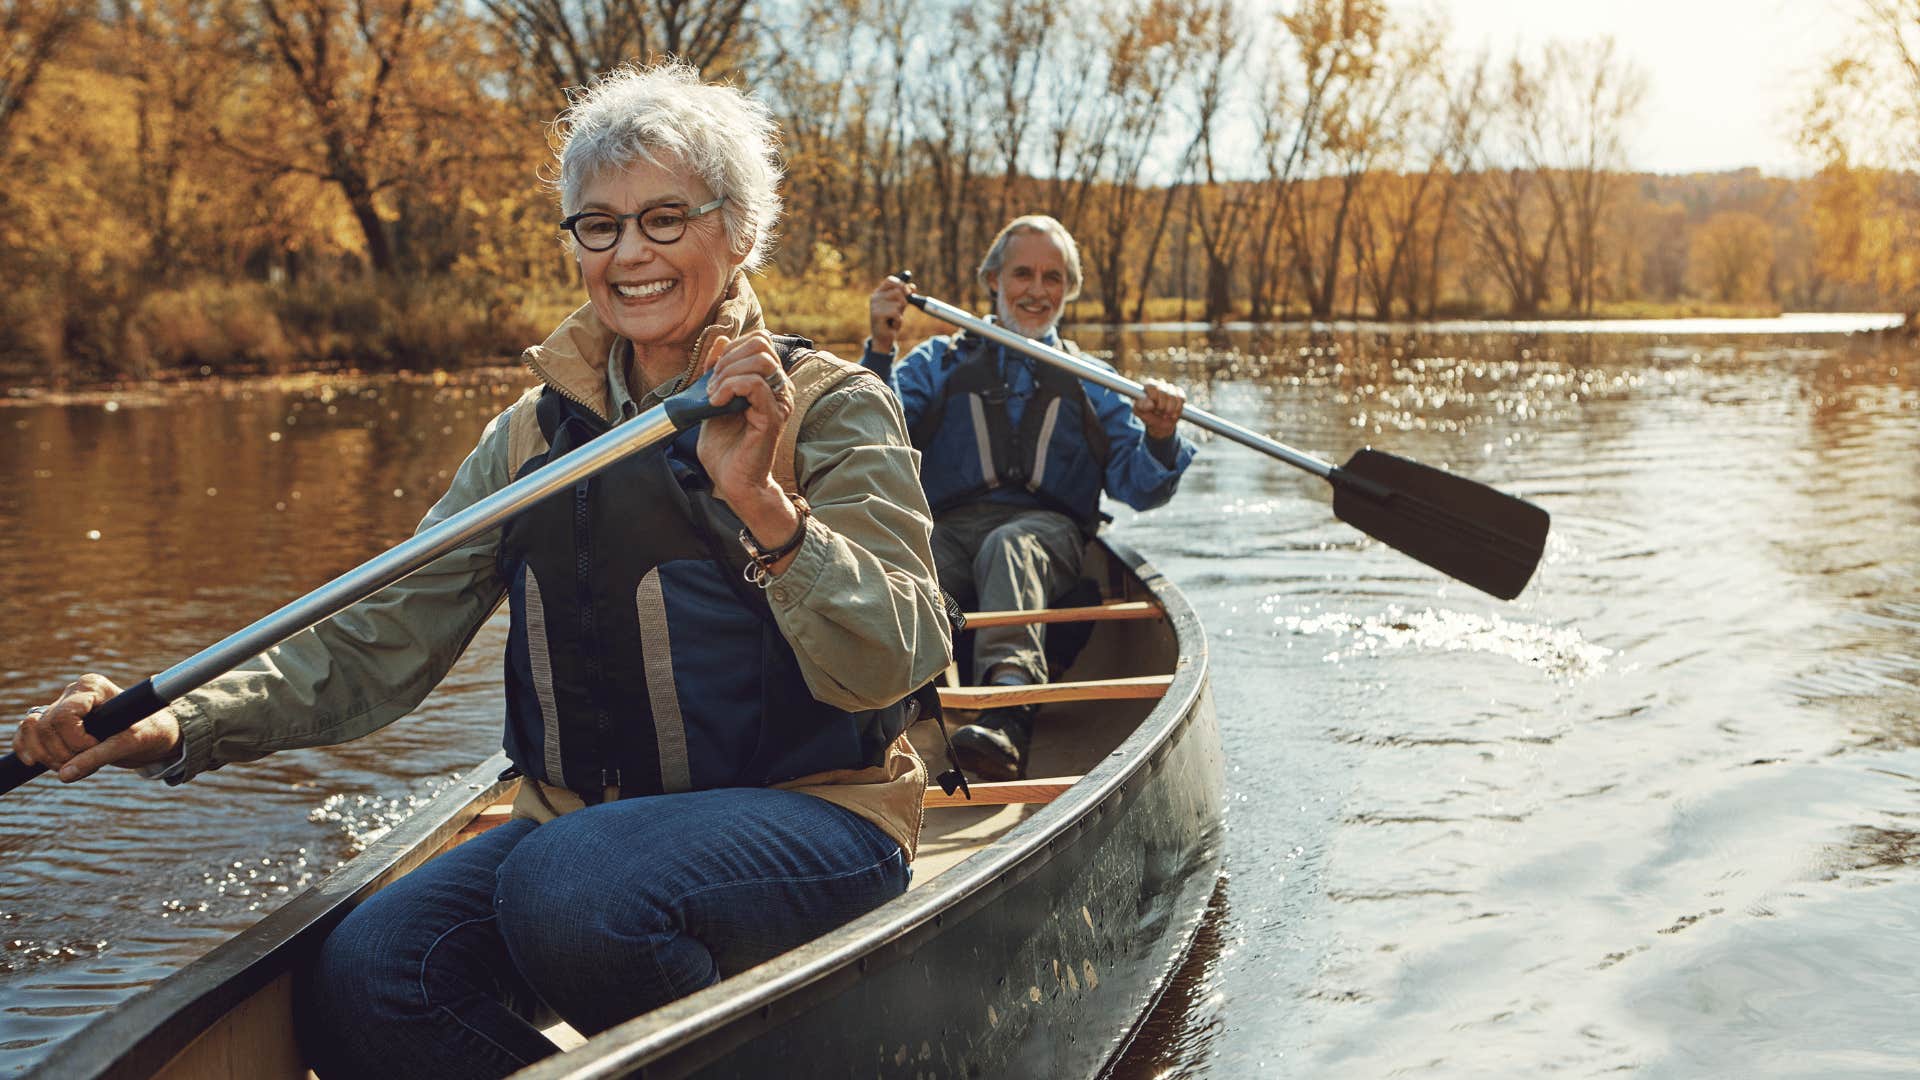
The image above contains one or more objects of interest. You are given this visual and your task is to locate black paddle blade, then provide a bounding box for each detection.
[1328,449,1549,600]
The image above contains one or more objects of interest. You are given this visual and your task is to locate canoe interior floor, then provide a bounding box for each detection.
[910,674,1152,888]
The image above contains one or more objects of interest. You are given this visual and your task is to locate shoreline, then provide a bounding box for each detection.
[2,313,1907,398]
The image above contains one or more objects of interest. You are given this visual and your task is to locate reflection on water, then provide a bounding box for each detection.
[3,324,1919,1076]
[1091,323,1920,1078]
[1092,310,1905,337]
[0,371,523,1072]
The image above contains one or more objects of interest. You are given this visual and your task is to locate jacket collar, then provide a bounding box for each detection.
[520,272,766,422]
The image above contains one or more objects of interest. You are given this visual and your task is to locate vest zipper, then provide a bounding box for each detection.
[573,476,614,792]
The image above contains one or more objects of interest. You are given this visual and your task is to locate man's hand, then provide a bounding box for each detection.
[1132,379,1187,442]
[868,275,916,354]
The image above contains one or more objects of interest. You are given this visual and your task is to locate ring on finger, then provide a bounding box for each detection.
[763,369,790,394]
[25,705,46,719]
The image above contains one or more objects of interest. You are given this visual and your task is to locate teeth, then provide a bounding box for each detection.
[616,280,674,299]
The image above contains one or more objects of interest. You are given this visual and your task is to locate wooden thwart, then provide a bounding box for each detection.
[923,776,1080,809]
[454,803,515,842]
[959,600,1160,629]
[938,674,1172,710]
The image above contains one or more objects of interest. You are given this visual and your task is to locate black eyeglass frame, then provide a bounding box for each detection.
[559,196,727,252]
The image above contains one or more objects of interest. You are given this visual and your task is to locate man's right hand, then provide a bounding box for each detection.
[12,674,181,782]
[868,275,916,354]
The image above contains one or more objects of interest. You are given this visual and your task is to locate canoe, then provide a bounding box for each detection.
[30,537,1223,1080]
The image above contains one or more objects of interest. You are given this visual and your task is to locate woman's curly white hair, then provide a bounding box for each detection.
[552,60,783,273]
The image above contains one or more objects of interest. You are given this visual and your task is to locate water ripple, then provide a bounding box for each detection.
[1273,605,1613,681]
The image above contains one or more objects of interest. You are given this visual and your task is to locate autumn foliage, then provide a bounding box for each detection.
[0,0,1909,386]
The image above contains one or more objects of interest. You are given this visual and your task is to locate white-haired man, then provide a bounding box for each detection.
[863,214,1194,780]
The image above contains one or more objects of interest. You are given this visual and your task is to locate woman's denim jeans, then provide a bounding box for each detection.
[296,786,908,1079]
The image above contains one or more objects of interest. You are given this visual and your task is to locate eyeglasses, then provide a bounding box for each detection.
[560,196,726,252]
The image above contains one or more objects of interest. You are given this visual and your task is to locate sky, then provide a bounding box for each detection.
[1425,0,1859,174]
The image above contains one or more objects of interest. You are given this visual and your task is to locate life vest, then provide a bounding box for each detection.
[496,338,914,799]
[907,332,1111,528]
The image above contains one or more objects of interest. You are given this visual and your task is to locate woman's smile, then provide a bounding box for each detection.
[613,279,678,300]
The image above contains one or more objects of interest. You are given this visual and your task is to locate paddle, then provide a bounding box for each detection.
[897,276,1549,601]
[0,380,749,797]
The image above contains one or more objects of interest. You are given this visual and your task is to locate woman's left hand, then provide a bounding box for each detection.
[698,330,802,546]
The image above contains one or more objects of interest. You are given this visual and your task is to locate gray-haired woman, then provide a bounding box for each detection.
[10,61,950,1078]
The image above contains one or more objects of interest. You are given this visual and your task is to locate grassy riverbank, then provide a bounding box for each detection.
[0,273,1808,391]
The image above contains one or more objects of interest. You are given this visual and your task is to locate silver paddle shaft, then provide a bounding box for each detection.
[908,294,1334,480]
[153,401,688,700]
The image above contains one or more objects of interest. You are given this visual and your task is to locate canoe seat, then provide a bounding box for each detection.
[937,674,1171,710]
[957,600,1160,629]
[923,776,1080,809]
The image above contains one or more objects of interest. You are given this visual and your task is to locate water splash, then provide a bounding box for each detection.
[1275,604,1612,681]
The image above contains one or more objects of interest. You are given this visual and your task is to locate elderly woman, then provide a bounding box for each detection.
[9,62,950,1078]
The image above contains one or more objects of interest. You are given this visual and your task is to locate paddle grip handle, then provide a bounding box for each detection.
[0,677,165,796]
[661,394,750,429]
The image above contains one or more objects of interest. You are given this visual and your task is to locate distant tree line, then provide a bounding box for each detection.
[0,0,1911,382]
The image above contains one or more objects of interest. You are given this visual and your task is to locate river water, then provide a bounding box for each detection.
[2,319,1916,1077]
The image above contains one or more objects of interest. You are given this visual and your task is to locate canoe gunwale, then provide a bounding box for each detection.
[508,536,1214,1080]
[27,761,519,1080]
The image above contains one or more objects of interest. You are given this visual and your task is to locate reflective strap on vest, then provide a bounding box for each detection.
[522,567,568,791]
[635,568,691,793]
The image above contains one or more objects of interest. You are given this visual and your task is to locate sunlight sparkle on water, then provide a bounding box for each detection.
[1276,605,1612,681]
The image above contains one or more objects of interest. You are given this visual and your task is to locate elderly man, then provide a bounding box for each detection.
[863,214,1195,781]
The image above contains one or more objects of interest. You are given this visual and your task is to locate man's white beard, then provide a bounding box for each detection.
[996,295,1060,341]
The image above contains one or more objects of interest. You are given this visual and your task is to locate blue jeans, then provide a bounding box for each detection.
[297,786,908,1079]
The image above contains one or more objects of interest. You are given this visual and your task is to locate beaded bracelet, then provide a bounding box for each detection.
[739,492,811,588]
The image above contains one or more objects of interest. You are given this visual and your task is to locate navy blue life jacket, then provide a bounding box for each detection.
[496,339,914,799]
[908,332,1111,529]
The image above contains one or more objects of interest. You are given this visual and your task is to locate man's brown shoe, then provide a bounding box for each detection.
[949,704,1036,781]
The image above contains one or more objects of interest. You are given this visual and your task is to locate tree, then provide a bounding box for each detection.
[1419,52,1487,316]
[1345,15,1445,319]
[214,0,505,275]
[1689,211,1775,302]
[1798,1,1920,314]
[914,14,990,301]
[1274,0,1396,319]
[1466,54,1560,315]
[1076,0,1207,321]
[478,0,755,112]
[0,0,81,149]
[1529,37,1647,314]
[981,0,1055,221]
[1176,0,1250,322]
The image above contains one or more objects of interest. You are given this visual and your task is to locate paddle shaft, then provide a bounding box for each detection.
[0,385,748,796]
[906,292,1337,481]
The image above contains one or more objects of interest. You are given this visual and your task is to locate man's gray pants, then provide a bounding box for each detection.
[931,501,1085,685]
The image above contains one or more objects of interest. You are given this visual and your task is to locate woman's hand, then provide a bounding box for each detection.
[12,674,181,782]
[698,330,802,559]
[1132,378,1187,441]
[867,275,915,354]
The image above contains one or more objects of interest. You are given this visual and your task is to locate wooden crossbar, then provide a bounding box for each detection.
[454,803,515,843]
[937,674,1172,710]
[923,776,1081,809]
[959,600,1160,629]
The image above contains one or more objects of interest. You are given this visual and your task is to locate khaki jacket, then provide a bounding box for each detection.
[161,276,949,858]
